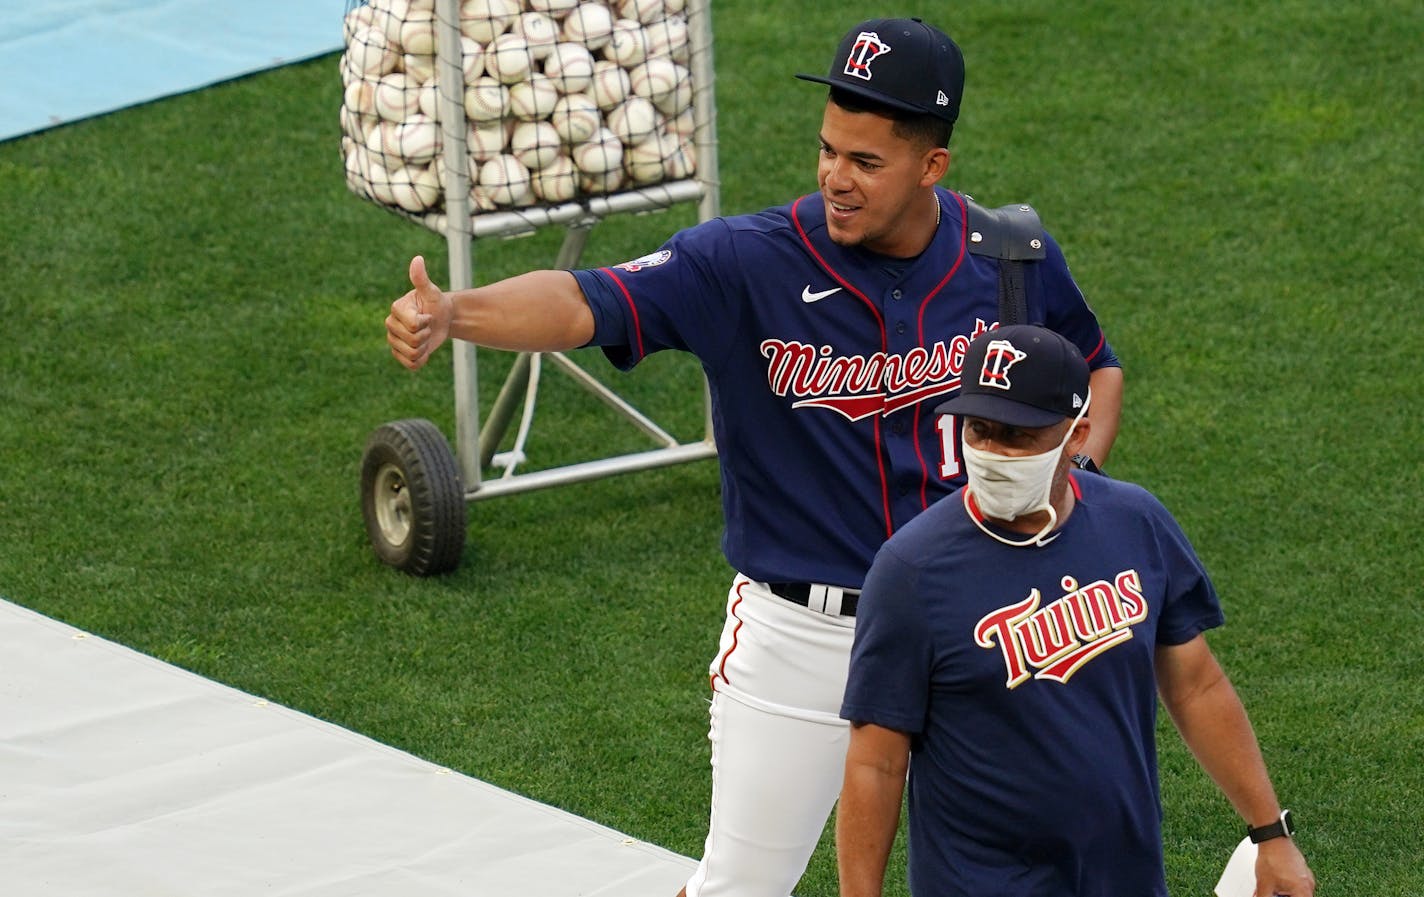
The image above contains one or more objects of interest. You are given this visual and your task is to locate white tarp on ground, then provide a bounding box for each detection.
[0,1,343,142]
[0,598,695,897]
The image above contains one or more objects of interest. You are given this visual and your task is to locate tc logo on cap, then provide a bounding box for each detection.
[843,31,891,81]
[979,339,1028,391]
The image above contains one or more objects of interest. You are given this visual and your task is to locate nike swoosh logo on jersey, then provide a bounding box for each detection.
[802,285,842,303]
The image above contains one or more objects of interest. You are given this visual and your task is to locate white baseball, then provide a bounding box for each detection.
[368,155,397,206]
[604,19,648,67]
[377,0,408,46]
[619,0,664,25]
[369,122,407,173]
[413,162,442,206]
[486,32,534,84]
[344,144,367,194]
[550,93,602,145]
[389,163,440,213]
[340,104,371,145]
[590,60,631,110]
[664,0,685,13]
[403,52,436,84]
[468,184,498,214]
[513,11,559,61]
[571,127,623,175]
[402,0,436,13]
[652,67,692,115]
[390,114,442,166]
[561,3,614,50]
[624,134,667,185]
[459,0,518,44]
[373,119,406,167]
[374,72,419,121]
[467,119,513,162]
[463,76,509,123]
[461,36,485,82]
[343,3,378,43]
[399,11,437,56]
[344,78,378,117]
[475,154,533,206]
[528,0,580,17]
[643,15,687,59]
[347,26,399,78]
[663,134,695,179]
[667,105,695,138]
[510,120,562,171]
[606,96,658,146]
[580,166,626,195]
[508,73,559,122]
[629,56,679,104]
[531,154,577,202]
[543,42,595,94]
[417,78,439,118]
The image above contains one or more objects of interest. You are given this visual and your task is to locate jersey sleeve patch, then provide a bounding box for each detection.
[613,249,673,272]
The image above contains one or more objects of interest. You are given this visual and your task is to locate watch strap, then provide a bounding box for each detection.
[1247,809,1295,843]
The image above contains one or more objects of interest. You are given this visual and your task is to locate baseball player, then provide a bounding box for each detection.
[838,325,1316,897]
[386,18,1125,897]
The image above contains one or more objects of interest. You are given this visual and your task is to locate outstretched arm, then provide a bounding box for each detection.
[1156,635,1316,897]
[838,722,911,897]
[386,255,596,370]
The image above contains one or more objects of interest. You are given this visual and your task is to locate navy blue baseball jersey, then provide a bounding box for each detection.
[572,187,1119,587]
[841,473,1225,897]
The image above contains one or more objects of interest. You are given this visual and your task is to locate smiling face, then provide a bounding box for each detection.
[816,100,949,258]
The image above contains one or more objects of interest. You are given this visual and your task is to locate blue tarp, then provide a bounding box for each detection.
[0,1,344,142]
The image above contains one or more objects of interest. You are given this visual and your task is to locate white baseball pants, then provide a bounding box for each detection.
[683,575,857,897]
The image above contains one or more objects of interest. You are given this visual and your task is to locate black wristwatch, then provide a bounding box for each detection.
[1247,809,1295,844]
[1070,453,1100,474]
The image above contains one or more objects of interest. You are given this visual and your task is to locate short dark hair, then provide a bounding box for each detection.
[828,87,954,149]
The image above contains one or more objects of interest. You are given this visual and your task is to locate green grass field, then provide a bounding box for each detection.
[2,0,1422,893]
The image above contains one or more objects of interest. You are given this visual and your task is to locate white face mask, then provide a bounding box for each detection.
[962,399,1090,547]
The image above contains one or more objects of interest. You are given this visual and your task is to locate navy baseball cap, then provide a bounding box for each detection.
[936,325,1090,428]
[796,18,965,124]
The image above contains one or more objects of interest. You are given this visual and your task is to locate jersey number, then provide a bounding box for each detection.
[937,413,962,479]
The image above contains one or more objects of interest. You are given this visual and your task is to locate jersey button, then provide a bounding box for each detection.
[892,289,903,300]
[895,322,907,334]
[891,420,907,436]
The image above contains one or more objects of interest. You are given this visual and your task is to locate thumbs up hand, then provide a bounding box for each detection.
[386,255,451,370]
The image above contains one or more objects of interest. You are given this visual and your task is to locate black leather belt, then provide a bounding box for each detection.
[766,582,860,617]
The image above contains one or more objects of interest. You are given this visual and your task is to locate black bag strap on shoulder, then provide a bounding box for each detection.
[963,197,1046,326]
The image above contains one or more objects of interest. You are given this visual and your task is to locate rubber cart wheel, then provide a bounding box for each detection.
[360,419,466,575]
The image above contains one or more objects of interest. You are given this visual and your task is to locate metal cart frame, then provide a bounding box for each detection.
[360,0,721,574]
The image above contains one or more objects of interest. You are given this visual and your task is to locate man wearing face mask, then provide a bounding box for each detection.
[836,325,1316,897]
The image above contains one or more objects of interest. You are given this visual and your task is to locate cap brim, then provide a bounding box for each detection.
[794,73,929,117]
[934,394,1067,428]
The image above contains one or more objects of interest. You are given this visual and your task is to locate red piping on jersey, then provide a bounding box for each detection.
[709,581,748,693]
[1082,329,1106,363]
[600,267,646,362]
[914,191,970,509]
[790,195,894,540]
